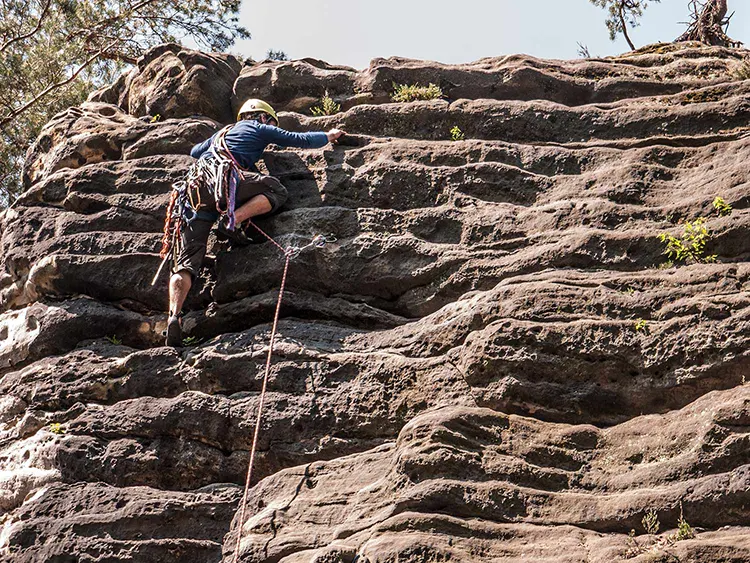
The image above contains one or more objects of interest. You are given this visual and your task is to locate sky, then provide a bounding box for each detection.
[231,0,749,69]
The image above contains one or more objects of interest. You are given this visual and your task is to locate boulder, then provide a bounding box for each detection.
[90,43,242,124]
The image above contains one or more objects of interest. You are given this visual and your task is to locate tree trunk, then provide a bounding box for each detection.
[675,0,740,47]
[619,4,636,50]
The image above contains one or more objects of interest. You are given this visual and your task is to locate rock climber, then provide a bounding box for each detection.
[164,98,345,347]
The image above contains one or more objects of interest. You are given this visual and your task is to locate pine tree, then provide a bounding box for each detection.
[589,0,661,50]
[0,0,250,205]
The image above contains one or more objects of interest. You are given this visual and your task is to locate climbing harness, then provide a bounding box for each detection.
[153,125,244,285]
[152,129,335,561]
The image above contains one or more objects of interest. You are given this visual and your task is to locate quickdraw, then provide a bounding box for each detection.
[229,224,333,563]
[284,233,334,259]
[153,125,241,285]
[152,131,334,560]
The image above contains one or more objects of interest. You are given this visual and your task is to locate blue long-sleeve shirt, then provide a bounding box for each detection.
[190,120,329,170]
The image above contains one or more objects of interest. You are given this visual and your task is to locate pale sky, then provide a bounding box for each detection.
[231,0,749,69]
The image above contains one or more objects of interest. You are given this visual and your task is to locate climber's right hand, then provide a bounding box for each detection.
[327,129,345,143]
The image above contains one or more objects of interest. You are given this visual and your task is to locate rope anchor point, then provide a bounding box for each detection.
[283,233,334,260]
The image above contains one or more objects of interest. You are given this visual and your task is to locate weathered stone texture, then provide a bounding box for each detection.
[2,42,750,562]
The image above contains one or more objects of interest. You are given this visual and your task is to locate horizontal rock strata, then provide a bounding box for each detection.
[1,42,749,562]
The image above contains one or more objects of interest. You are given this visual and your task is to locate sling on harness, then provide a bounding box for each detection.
[154,125,246,283]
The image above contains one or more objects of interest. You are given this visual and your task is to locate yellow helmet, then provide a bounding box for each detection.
[237,99,278,123]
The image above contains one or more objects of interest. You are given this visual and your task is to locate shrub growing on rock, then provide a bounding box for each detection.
[311,92,341,116]
[659,217,717,265]
[712,196,732,216]
[450,126,465,141]
[391,82,443,102]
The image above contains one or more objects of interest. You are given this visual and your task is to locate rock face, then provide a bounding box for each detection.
[1,42,750,563]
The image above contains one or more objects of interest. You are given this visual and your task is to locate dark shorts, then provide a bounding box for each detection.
[173,172,288,278]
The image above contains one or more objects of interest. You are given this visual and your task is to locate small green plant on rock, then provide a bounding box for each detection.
[634,318,649,333]
[642,509,660,535]
[182,336,198,346]
[106,335,122,345]
[670,503,695,542]
[658,217,716,265]
[733,60,750,80]
[311,91,341,116]
[49,423,65,435]
[712,196,732,217]
[391,82,443,102]
[625,529,645,558]
[679,88,726,105]
[450,126,465,141]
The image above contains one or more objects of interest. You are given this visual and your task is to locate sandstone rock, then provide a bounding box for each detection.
[282,80,750,144]
[23,101,218,190]
[0,298,162,369]
[3,482,241,563]
[233,44,745,116]
[232,58,360,115]
[91,43,242,124]
[2,43,750,562]
[224,394,750,562]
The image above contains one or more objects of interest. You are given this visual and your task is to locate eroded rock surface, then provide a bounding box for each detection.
[1,42,750,562]
[225,397,750,562]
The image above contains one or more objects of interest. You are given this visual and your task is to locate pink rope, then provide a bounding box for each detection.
[231,221,291,563]
[245,219,287,254]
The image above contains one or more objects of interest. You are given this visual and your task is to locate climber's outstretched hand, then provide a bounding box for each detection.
[327,128,346,143]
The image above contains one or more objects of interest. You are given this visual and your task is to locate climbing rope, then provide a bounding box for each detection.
[231,221,331,563]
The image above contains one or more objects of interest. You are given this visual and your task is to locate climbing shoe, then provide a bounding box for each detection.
[216,220,253,246]
[165,314,183,348]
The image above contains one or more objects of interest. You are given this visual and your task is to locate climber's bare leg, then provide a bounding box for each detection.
[169,271,192,317]
[234,194,272,224]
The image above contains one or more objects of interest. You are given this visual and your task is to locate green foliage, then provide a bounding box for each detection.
[311,92,341,117]
[182,336,198,346]
[106,335,122,345]
[674,502,695,541]
[628,503,696,557]
[674,514,695,541]
[642,508,660,535]
[0,0,249,206]
[589,0,661,49]
[450,126,465,141]
[625,528,643,557]
[266,49,289,61]
[733,60,750,80]
[634,318,648,332]
[658,217,717,265]
[712,196,732,217]
[49,422,65,435]
[391,82,443,103]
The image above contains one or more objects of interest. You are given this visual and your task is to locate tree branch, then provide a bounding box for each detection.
[0,0,52,53]
[66,0,163,42]
[0,44,115,128]
[675,0,739,46]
